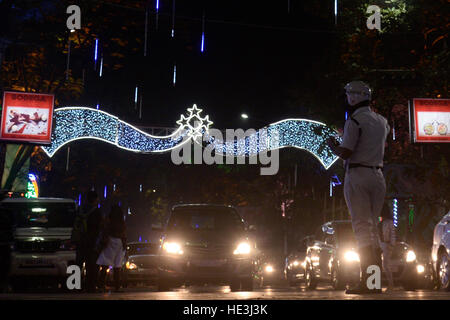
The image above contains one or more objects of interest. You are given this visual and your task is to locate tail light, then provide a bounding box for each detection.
[59,239,76,250]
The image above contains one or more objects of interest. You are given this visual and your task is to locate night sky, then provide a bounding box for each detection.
[77,0,339,129]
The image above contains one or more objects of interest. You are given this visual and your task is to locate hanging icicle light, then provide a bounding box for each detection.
[139,184,143,192]
[104,185,107,198]
[173,64,177,86]
[94,38,99,64]
[334,0,338,25]
[155,0,159,30]
[329,179,333,197]
[96,103,99,110]
[99,56,103,77]
[134,86,138,109]
[345,111,348,121]
[392,120,396,141]
[171,0,176,38]
[78,194,81,206]
[201,10,205,53]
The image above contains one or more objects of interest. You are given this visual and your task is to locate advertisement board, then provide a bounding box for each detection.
[0,91,54,144]
[410,98,450,143]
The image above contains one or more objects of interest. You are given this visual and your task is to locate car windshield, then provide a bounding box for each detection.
[127,243,159,255]
[168,207,244,231]
[0,202,76,228]
[335,223,356,246]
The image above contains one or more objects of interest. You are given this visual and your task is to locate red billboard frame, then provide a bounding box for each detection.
[410,98,450,143]
[0,91,54,145]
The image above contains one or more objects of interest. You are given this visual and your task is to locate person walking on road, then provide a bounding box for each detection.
[327,81,390,294]
[379,203,396,292]
[96,205,127,292]
[72,190,103,293]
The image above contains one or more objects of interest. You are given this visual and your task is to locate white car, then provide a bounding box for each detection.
[1,198,77,290]
[431,211,450,291]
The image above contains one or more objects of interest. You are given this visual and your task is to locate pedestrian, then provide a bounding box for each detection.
[96,205,127,292]
[72,190,103,293]
[378,202,396,292]
[327,81,390,294]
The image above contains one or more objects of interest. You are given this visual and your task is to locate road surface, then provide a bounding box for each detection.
[1,284,449,300]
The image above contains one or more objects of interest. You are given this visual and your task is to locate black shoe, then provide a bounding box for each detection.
[345,245,382,295]
[345,282,382,294]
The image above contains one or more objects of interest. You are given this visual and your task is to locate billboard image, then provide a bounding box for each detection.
[412,98,450,143]
[0,91,54,144]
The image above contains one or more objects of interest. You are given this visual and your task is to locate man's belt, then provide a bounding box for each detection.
[348,163,383,170]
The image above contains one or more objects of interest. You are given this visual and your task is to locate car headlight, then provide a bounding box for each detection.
[265,265,274,273]
[233,242,251,255]
[406,250,416,262]
[162,241,184,255]
[416,264,425,274]
[126,261,137,270]
[293,260,299,267]
[344,250,360,262]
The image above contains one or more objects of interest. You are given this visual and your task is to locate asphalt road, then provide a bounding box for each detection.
[1,284,449,300]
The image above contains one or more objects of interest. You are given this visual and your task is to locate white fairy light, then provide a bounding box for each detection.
[40,105,339,170]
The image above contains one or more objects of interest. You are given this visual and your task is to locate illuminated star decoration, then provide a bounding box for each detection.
[176,104,213,141]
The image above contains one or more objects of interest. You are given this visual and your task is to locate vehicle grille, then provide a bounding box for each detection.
[16,240,60,253]
[187,265,229,274]
[185,244,231,257]
[136,262,157,269]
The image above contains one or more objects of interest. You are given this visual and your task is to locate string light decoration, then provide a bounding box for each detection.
[41,107,190,157]
[393,198,398,228]
[205,119,340,170]
[41,105,340,170]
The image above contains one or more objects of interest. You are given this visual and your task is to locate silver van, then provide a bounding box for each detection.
[0,198,77,287]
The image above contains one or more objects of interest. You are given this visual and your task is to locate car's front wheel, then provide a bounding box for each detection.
[157,278,172,292]
[437,251,450,291]
[402,279,417,291]
[240,277,254,291]
[230,278,240,292]
[331,266,345,290]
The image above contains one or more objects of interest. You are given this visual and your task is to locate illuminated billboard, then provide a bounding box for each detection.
[0,91,54,144]
[410,98,450,143]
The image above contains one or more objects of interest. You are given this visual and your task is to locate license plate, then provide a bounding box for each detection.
[23,258,52,266]
[192,259,226,267]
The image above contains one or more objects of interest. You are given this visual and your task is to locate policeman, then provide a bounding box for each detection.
[327,81,390,294]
